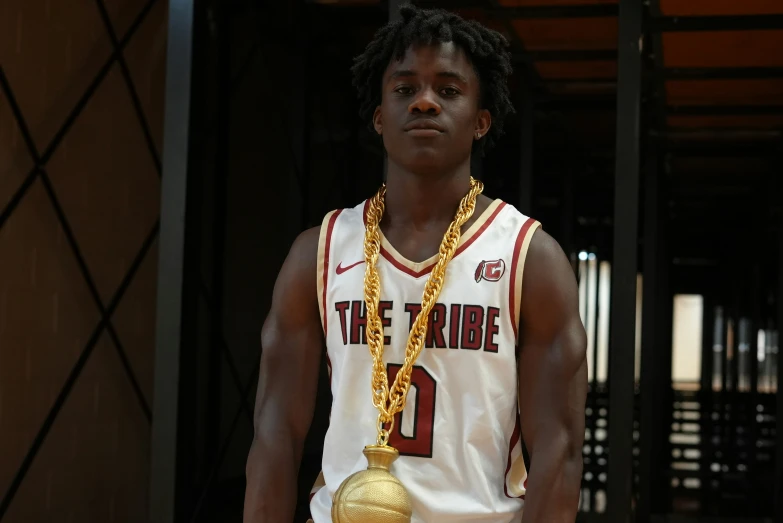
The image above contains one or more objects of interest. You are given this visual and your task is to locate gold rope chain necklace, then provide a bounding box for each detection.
[331,176,484,523]
[363,176,484,444]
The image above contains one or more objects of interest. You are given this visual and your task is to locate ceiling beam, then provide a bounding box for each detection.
[664,66,783,80]
[650,128,783,140]
[526,49,616,62]
[545,78,617,85]
[538,96,616,111]
[661,144,780,157]
[494,4,617,19]
[667,105,783,116]
[650,14,783,32]
[412,0,488,8]
[484,0,545,91]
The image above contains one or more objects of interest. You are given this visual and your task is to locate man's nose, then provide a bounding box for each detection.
[409,88,441,114]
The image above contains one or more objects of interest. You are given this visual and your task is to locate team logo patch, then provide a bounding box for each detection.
[475,259,506,283]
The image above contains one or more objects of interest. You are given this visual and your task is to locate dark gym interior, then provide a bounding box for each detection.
[0,0,781,522]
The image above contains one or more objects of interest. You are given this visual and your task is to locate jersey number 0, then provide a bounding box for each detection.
[386,364,436,458]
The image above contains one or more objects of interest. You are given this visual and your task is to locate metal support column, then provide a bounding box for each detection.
[607,0,642,521]
[637,143,664,522]
[150,0,196,522]
[699,295,715,512]
[776,206,783,521]
[659,171,674,515]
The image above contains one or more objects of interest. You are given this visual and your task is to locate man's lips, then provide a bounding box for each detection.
[404,119,445,136]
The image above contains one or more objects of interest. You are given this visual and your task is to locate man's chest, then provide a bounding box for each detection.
[326,256,516,356]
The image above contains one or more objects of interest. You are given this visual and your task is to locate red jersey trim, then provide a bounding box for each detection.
[320,209,343,336]
[503,414,526,499]
[508,217,538,341]
[362,199,507,279]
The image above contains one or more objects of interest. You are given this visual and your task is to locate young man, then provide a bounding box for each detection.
[244,5,587,523]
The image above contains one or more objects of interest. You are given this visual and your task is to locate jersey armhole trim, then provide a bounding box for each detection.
[503,412,528,499]
[317,209,342,336]
[309,470,326,503]
[508,218,542,344]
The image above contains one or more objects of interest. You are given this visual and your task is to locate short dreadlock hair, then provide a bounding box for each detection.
[351,4,514,156]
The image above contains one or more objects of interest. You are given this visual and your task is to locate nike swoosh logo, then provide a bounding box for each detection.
[336,260,365,275]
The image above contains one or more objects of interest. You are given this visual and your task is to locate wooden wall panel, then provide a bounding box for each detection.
[0,89,32,212]
[45,65,160,304]
[0,0,112,151]
[123,0,167,154]
[0,0,166,520]
[0,180,101,500]
[3,337,150,523]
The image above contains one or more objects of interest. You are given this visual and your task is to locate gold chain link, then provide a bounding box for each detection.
[362,177,484,445]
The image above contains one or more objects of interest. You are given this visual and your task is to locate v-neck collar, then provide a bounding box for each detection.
[362,198,506,279]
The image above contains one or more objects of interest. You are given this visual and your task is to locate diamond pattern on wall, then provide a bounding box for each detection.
[102,0,157,44]
[45,64,160,305]
[0,179,101,499]
[123,0,167,154]
[111,239,159,406]
[2,335,150,523]
[0,88,32,214]
[0,0,113,152]
[0,0,163,519]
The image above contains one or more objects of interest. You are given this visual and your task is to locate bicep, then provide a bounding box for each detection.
[254,228,325,444]
[517,230,587,456]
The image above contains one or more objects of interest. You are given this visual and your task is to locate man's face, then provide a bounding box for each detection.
[373,42,491,175]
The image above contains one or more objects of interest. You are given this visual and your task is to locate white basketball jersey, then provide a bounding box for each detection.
[309,198,541,523]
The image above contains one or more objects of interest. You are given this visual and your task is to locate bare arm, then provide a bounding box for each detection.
[244,227,324,523]
[518,230,587,523]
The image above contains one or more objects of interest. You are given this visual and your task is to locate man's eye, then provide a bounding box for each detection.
[441,87,460,96]
[394,86,414,95]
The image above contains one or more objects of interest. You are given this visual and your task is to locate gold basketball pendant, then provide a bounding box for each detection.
[331,445,412,523]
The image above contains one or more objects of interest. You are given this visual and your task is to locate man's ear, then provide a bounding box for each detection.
[475,108,491,140]
[373,106,383,135]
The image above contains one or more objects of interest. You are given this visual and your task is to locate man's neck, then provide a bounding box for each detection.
[383,161,472,230]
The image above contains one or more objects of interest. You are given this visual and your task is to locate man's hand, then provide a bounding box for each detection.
[518,230,587,523]
[244,227,324,523]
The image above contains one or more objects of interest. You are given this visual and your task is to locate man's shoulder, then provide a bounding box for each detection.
[485,197,540,229]
[281,227,320,282]
[521,228,579,313]
[289,201,369,272]
[318,200,370,230]
[293,226,321,253]
[525,228,566,273]
[489,199,543,255]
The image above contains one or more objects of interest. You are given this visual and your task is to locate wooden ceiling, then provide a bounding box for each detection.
[308,0,783,262]
[310,0,783,130]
